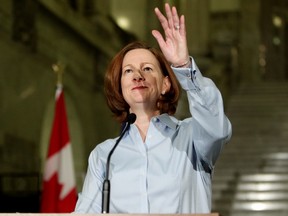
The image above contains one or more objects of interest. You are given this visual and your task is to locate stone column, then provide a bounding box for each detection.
[239,0,262,82]
[181,0,210,56]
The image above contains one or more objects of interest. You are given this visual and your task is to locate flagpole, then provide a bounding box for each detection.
[41,61,77,213]
[52,62,66,86]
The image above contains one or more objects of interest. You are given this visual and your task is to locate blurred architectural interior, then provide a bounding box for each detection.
[0,0,287,215]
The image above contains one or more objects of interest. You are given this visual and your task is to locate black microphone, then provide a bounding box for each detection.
[101,113,136,213]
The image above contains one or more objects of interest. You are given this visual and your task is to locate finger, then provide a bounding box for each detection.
[154,7,170,32]
[172,6,180,28]
[164,3,174,30]
[179,15,186,36]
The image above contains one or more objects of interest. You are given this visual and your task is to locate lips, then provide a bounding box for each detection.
[132,85,147,90]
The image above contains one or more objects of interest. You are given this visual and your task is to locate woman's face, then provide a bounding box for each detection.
[121,48,171,111]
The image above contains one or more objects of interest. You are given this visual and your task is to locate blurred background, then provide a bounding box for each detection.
[0,0,287,215]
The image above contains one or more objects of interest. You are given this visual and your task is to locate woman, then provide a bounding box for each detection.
[75,3,232,214]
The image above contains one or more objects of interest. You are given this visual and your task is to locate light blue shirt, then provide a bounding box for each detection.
[74,57,232,214]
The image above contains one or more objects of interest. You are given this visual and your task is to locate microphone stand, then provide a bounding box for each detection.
[101,113,136,213]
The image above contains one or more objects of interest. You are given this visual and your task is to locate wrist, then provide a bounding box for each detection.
[172,58,191,68]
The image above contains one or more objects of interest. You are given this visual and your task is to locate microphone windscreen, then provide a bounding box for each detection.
[127,113,136,124]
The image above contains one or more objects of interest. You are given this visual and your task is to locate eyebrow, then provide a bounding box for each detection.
[123,62,156,68]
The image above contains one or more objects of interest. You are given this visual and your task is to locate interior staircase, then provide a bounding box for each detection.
[212,81,288,216]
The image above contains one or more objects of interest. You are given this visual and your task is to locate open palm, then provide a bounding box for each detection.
[152,3,189,66]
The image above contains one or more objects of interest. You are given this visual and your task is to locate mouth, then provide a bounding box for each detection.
[132,86,147,90]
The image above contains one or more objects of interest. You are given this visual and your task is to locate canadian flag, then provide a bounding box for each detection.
[41,85,77,212]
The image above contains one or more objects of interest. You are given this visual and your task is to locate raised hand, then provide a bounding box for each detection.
[152,3,189,67]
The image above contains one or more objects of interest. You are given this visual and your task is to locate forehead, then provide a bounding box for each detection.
[123,48,157,64]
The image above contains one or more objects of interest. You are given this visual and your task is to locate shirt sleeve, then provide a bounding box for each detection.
[172,57,232,166]
[74,148,104,213]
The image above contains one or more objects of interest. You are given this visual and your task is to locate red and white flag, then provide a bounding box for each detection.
[41,85,77,212]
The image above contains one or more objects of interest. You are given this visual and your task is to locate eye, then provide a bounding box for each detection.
[123,68,133,74]
[142,66,153,72]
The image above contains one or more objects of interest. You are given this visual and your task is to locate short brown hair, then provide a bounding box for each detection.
[104,41,181,123]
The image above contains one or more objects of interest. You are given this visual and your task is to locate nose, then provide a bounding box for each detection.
[133,71,145,81]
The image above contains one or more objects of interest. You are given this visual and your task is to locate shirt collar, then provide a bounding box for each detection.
[153,113,179,131]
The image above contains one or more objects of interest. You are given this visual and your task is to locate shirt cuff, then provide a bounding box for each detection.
[172,57,205,91]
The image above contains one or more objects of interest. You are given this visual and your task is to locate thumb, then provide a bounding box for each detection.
[151,30,166,48]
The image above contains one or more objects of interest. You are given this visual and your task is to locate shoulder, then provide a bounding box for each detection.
[157,113,194,131]
[89,137,118,160]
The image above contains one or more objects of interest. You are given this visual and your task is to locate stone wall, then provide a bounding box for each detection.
[0,0,133,193]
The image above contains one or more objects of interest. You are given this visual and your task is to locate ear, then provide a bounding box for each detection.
[162,76,171,94]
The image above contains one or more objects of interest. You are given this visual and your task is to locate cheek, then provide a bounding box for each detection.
[121,74,131,87]
[156,78,166,92]
[120,77,127,91]
[120,78,130,99]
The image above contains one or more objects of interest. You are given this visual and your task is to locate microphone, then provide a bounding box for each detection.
[101,113,136,213]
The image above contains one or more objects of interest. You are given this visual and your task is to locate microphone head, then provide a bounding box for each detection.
[127,113,136,124]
